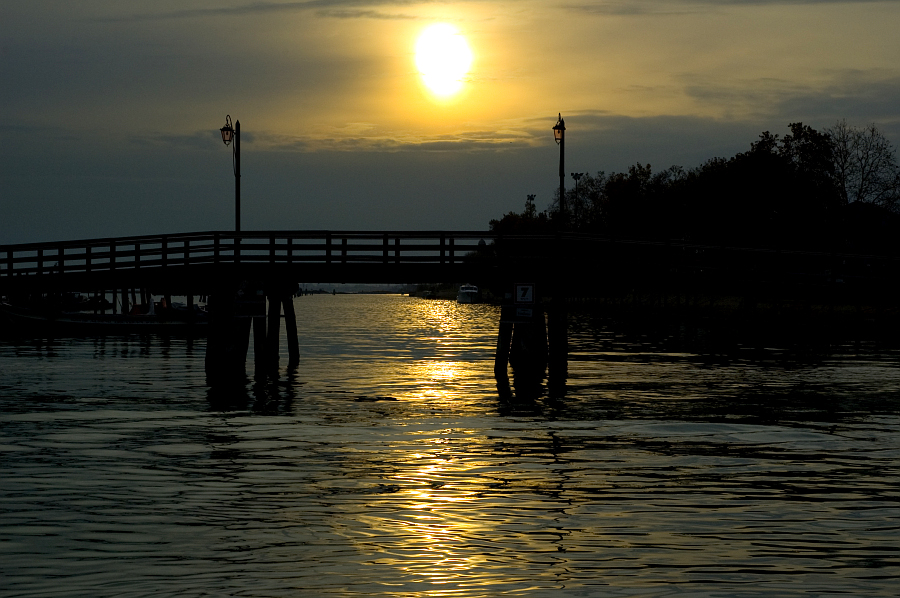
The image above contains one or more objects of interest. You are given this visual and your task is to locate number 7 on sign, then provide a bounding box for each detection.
[515,284,534,304]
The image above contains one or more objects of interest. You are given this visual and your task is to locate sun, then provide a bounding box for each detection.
[415,24,473,98]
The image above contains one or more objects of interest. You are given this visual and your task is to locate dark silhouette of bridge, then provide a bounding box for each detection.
[0,230,500,291]
[4,229,900,390]
[6,229,898,292]
[0,230,564,386]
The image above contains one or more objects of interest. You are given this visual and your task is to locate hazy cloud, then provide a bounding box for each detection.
[259,129,539,152]
[566,0,900,15]
[316,9,419,18]
[775,71,900,124]
[96,0,436,22]
[681,70,900,124]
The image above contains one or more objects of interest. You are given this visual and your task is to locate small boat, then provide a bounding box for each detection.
[0,301,208,334]
[456,284,481,304]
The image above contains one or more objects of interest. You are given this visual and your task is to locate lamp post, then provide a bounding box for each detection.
[220,115,240,232]
[553,114,566,225]
[549,114,568,392]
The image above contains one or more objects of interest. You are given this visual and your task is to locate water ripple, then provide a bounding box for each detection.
[1,295,899,596]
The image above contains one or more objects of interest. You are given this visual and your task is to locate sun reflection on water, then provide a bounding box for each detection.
[361,449,501,593]
[3,295,900,596]
[416,360,460,382]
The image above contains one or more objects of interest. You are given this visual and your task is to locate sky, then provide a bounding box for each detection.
[2,0,900,244]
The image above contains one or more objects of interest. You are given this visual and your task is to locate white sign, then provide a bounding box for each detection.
[515,283,534,304]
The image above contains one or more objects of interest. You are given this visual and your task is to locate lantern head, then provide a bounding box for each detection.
[552,113,565,145]
[220,115,235,146]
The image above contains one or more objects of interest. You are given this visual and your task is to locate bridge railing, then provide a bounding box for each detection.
[5,230,900,291]
[0,231,496,278]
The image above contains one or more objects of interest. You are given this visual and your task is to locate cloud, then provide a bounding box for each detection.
[255,129,539,152]
[564,0,900,16]
[316,8,419,18]
[775,70,900,124]
[680,70,900,131]
[96,0,432,23]
[563,2,697,15]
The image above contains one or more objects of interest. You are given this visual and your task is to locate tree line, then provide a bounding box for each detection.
[491,121,900,254]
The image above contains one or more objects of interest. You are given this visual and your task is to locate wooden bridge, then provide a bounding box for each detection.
[0,230,504,293]
[5,229,899,294]
[0,230,567,386]
[3,229,899,389]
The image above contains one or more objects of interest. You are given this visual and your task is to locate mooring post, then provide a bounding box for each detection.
[266,290,281,370]
[495,318,513,375]
[253,315,267,369]
[282,292,299,365]
[547,293,568,394]
[503,282,547,377]
[205,281,251,383]
[509,316,547,374]
[237,317,252,366]
[536,307,549,367]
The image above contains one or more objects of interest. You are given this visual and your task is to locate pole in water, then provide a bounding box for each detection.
[283,292,299,366]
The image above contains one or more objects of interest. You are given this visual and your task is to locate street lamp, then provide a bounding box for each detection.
[552,114,566,225]
[220,115,240,232]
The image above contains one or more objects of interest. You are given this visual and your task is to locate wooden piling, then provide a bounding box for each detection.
[266,292,281,370]
[547,294,568,394]
[495,319,513,375]
[282,294,299,365]
[253,315,267,370]
[205,282,250,383]
[509,313,547,375]
[236,317,252,366]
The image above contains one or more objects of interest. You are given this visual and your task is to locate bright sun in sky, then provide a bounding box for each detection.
[414,24,473,98]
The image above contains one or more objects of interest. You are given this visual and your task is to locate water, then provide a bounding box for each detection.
[1,294,898,597]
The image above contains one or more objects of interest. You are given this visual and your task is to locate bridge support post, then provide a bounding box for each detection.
[265,291,281,372]
[253,315,267,371]
[248,282,299,374]
[509,311,548,375]
[547,294,568,396]
[496,297,550,401]
[494,318,513,375]
[283,293,299,366]
[205,281,250,385]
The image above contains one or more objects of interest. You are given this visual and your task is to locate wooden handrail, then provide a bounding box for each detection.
[0,231,496,278]
[4,230,900,285]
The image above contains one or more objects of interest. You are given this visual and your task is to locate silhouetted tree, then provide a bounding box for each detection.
[489,194,549,235]
[524,194,537,219]
[826,120,900,209]
[490,121,899,253]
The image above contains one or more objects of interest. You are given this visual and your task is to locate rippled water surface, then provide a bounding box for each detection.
[1,295,899,597]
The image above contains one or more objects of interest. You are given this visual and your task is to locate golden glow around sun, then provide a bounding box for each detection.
[415,24,473,97]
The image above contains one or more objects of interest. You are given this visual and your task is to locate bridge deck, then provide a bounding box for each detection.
[0,231,506,292]
[3,230,900,295]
